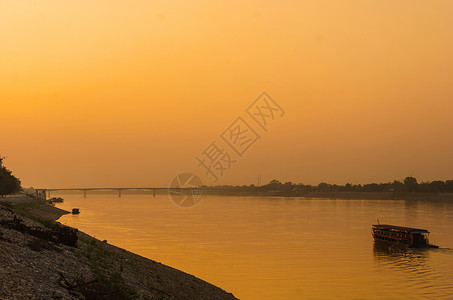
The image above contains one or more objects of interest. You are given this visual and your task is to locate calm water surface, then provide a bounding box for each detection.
[54,193,453,299]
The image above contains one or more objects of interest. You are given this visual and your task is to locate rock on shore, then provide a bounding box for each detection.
[0,196,237,299]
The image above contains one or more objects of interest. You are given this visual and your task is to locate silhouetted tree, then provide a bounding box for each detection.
[282,181,294,191]
[0,163,21,197]
[363,183,380,192]
[429,180,445,193]
[344,183,353,191]
[445,180,453,193]
[268,179,282,186]
[404,176,418,192]
[265,179,282,189]
[317,182,332,192]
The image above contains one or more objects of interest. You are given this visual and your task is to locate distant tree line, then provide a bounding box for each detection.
[0,157,22,197]
[207,177,453,195]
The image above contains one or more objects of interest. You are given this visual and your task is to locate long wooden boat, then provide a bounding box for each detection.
[372,224,438,248]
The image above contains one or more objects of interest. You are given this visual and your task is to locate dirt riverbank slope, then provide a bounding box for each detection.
[0,196,237,300]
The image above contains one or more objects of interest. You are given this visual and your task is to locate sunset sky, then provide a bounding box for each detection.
[1,1,452,188]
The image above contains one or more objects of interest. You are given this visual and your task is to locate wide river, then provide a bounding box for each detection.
[54,193,453,299]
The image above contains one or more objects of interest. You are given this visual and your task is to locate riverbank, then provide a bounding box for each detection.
[0,195,237,299]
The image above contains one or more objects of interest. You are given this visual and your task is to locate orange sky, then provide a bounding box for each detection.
[1,1,452,188]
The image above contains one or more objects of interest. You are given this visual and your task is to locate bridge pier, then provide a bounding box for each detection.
[36,189,47,200]
[153,189,156,197]
[83,190,87,198]
[118,189,122,198]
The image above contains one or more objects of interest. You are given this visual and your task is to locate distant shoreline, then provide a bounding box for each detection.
[202,190,453,200]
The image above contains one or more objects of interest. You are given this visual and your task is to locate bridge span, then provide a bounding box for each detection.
[35,187,187,199]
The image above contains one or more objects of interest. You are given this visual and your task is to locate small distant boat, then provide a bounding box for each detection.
[372,224,438,248]
[48,197,64,203]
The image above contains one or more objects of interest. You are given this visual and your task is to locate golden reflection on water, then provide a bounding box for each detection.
[55,194,453,299]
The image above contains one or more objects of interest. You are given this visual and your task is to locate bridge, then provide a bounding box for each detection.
[35,187,189,199]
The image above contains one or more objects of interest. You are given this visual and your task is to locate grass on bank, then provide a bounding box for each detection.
[12,196,57,228]
[77,236,138,299]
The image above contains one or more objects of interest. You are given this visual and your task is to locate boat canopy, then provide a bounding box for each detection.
[372,224,429,233]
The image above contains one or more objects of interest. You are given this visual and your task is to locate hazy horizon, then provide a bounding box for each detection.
[2,1,452,188]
